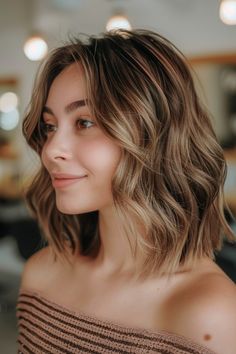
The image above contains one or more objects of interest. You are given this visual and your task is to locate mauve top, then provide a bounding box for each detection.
[16,289,217,354]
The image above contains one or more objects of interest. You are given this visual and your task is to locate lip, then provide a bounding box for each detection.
[51,173,88,188]
[51,173,87,179]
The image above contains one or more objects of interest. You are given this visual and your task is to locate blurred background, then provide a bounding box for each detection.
[0,0,236,352]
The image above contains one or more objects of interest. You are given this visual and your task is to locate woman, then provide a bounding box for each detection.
[16,29,236,354]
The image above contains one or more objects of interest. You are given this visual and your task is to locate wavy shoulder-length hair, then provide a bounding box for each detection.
[23,29,235,278]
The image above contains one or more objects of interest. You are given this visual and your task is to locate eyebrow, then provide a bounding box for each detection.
[42,99,88,115]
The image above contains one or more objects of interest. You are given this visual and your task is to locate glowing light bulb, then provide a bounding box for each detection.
[24,36,48,61]
[106,15,132,31]
[220,0,236,25]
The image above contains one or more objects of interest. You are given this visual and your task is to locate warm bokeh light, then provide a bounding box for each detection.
[106,15,132,31]
[23,36,48,61]
[0,92,18,113]
[0,108,20,131]
[220,0,236,25]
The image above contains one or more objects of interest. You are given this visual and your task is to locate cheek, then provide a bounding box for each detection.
[81,138,122,178]
[41,145,49,170]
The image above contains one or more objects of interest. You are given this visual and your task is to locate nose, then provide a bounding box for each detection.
[42,129,73,161]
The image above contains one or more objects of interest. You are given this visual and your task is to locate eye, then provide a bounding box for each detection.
[40,121,57,135]
[76,118,94,129]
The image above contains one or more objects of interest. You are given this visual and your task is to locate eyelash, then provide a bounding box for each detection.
[40,118,94,135]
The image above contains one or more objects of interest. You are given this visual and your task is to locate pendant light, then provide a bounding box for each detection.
[106,12,132,31]
[220,0,236,25]
[23,33,48,61]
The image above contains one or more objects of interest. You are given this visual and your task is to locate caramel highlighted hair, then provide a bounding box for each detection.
[22,29,236,278]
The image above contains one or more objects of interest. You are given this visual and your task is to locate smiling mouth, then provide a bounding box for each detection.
[52,176,87,188]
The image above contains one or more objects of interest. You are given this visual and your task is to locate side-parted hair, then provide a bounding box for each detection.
[23,29,236,278]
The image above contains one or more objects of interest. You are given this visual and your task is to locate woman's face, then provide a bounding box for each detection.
[41,62,122,214]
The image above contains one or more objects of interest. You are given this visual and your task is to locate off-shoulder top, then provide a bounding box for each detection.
[16,289,217,354]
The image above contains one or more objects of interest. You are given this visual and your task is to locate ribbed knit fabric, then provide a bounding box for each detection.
[16,289,217,354]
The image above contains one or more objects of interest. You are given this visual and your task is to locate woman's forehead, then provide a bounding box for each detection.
[52,62,85,87]
[46,63,87,105]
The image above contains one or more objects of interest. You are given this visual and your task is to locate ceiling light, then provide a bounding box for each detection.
[106,14,132,31]
[23,35,48,61]
[220,0,236,25]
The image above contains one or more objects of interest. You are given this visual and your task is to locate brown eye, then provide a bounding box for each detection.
[76,118,94,129]
[40,122,57,135]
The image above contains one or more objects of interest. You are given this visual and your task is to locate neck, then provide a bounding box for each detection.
[92,205,144,277]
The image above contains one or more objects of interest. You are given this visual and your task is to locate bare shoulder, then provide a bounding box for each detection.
[165,259,236,354]
[19,241,83,293]
[19,245,56,291]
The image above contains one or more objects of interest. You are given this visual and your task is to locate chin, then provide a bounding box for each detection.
[56,205,85,215]
[55,201,97,215]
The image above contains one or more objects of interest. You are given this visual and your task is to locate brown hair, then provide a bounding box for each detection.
[22,29,236,278]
